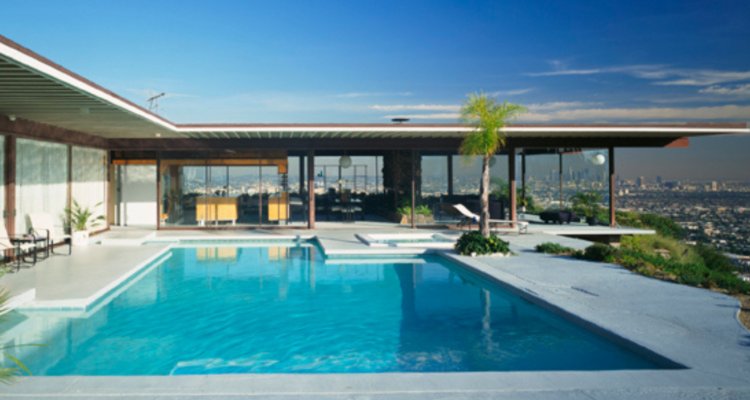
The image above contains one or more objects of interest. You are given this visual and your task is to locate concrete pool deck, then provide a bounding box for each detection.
[1,227,749,399]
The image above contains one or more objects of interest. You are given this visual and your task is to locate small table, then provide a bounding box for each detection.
[9,235,43,271]
[335,198,362,223]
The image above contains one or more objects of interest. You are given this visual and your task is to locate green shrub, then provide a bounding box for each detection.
[581,243,621,262]
[571,191,603,218]
[694,243,735,274]
[534,242,587,258]
[621,234,697,264]
[614,211,683,239]
[396,204,432,216]
[535,242,573,254]
[455,231,511,256]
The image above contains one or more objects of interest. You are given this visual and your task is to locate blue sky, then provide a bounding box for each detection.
[2,0,749,179]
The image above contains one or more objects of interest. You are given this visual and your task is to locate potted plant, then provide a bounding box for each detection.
[571,191,603,226]
[390,195,435,225]
[65,200,105,246]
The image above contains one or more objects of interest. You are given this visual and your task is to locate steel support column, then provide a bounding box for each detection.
[559,152,563,209]
[447,155,453,196]
[521,150,526,206]
[411,150,416,229]
[508,147,517,226]
[307,150,315,229]
[609,147,616,227]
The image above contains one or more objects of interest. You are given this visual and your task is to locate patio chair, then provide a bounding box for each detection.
[0,224,37,272]
[28,213,72,256]
[452,204,529,234]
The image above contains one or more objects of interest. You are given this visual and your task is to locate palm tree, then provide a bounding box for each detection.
[459,93,527,237]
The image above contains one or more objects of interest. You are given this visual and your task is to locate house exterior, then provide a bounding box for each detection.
[1,34,748,237]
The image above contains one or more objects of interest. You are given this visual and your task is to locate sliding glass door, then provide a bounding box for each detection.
[160,156,209,227]
[229,165,261,227]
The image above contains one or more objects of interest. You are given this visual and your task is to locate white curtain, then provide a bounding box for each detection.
[16,139,69,236]
[0,136,5,232]
[72,146,106,228]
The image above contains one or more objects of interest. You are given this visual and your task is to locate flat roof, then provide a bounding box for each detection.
[1,34,749,140]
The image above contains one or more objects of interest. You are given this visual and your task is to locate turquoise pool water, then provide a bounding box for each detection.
[1,243,660,375]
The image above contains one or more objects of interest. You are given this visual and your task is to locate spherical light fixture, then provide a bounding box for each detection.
[592,154,606,166]
[339,155,352,169]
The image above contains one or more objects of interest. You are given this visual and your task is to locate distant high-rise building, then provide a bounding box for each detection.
[656,176,662,185]
[636,176,645,188]
[711,181,718,191]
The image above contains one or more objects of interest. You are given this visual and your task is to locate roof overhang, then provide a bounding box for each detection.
[1,34,749,142]
[172,123,749,140]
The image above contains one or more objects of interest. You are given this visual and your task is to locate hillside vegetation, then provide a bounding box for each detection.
[536,211,750,295]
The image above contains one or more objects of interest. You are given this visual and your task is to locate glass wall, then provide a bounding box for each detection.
[313,155,383,223]
[159,151,306,228]
[229,164,261,226]
[451,155,482,196]
[563,149,609,222]
[520,149,609,218]
[419,155,450,224]
[71,146,107,230]
[160,154,209,227]
[16,139,69,236]
[523,152,561,211]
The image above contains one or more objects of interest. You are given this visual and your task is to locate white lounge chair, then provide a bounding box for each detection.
[451,204,529,234]
[0,223,37,272]
[28,213,71,256]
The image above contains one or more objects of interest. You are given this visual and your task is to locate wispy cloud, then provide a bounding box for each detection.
[546,60,568,71]
[527,65,750,86]
[335,92,413,98]
[527,101,602,111]
[384,113,460,120]
[699,84,750,96]
[488,88,534,96]
[381,102,750,122]
[370,99,580,112]
[523,104,750,121]
[370,104,461,112]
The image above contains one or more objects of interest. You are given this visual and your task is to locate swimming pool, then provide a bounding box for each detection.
[1,242,662,375]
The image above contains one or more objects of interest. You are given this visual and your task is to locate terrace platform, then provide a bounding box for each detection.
[1,226,748,399]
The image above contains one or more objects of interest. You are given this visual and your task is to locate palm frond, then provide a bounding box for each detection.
[65,199,105,232]
[458,93,527,157]
[458,92,527,238]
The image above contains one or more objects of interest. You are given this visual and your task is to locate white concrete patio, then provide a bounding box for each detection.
[0,225,748,399]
